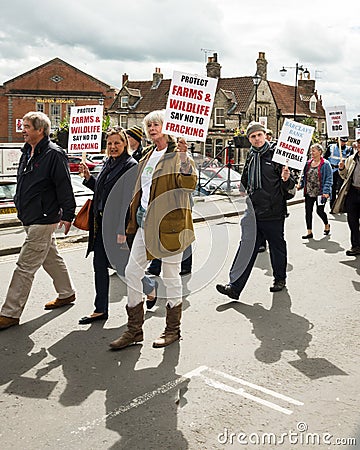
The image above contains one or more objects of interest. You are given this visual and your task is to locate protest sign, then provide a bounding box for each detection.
[162,71,218,142]
[355,128,360,140]
[324,105,348,138]
[259,116,267,128]
[68,105,103,154]
[273,119,314,170]
[16,119,23,133]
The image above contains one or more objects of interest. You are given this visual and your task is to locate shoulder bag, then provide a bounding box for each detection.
[73,199,92,231]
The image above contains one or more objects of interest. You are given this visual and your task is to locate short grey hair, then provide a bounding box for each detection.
[143,109,176,144]
[23,111,51,136]
[310,143,323,154]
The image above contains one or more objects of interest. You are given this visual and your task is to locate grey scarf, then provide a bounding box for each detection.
[247,141,270,194]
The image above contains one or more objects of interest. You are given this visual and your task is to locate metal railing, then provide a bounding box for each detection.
[194,142,243,196]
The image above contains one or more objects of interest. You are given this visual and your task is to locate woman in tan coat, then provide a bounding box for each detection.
[110,110,197,350]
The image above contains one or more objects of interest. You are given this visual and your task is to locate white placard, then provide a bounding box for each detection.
[68,105,103,153]
[162,70,218,142]
[258,116,268,128]
[355,128,360,141]
[324,105,349,138]
[1,148,20,174]
[272,119,314,170]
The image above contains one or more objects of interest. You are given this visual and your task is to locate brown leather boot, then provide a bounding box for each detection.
[153,303,182,348]
[109,302,144,350]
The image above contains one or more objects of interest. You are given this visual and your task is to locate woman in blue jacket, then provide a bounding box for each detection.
[298,143,333,238]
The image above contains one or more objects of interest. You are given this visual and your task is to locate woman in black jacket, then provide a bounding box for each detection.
[78,127,138,324]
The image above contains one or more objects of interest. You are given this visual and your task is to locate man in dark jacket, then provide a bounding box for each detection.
[126,125,144,162]
[216,122,295,300]
[0,111,76,330]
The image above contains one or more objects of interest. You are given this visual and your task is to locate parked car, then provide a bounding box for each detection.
[87,153,106,164]
[0,178,17,214]
[200,166,242,192]
[68,156,97,173]
[70,174,94,207]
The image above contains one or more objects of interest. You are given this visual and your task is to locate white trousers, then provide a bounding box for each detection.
[124,227,182,308]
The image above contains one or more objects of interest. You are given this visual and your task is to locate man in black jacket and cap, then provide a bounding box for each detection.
[126,125,144,162]
[0,111,76,330]
[216,121,295,300]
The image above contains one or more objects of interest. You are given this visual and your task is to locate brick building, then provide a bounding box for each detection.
[0,54,327,163]
[0,58,117,143]
[108,52,326,165]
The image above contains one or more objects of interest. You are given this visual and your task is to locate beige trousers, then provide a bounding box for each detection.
[1,224,75,318]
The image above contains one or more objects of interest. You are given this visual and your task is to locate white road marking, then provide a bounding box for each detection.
[72,373,191,434]
[72,365,303,434]
[206,366,304,406]
[202,376,293,415]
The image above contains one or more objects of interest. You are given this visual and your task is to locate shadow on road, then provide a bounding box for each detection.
[216,289,348,379]
[42,328,188,449]
[303,235,345,254]
[1,307,73,396]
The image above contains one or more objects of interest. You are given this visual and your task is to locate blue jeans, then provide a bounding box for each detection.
[230,212,287,294]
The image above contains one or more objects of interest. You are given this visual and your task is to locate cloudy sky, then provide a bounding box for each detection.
[1,0,359,120]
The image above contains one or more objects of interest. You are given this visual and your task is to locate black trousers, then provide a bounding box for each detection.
[345,187,360,248]
[304,194,328,230]
[148,245,192,274]
[330,170,343,209]
[229,211,287,294]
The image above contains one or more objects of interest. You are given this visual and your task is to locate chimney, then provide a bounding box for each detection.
[256,52,268,80]
[122,73,129,85]
[151,67,163,89]
[206,53,221,79]
[298,72,315,94]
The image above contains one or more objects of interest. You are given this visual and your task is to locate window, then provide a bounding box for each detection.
[36,103,45,113]
[309,95,317,113]
[66,104,74,117]
[119,115,128,129]
[321,122,326,134]
[215,138,223,160]
[205,138,213,158]
[50,104,61,129]
[120,96,129,108]
[214,108,225,126]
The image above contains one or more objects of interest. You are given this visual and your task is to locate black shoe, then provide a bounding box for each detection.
[145,269,160,276]
[324,226,330,235]
[258,245,266,253]
[302,233,313,239]
[345,247,360,256]
[79,313,108,324]
[179,269,191,276]
[270,280,286,292]
[146,281,158,309]
[216,283,240,300]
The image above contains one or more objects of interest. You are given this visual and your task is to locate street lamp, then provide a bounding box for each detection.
[252,73,261,121]
[280,63,309,121]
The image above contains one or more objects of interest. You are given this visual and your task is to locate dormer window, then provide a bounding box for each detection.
[121,96,129,108]
[309,95,317,113]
